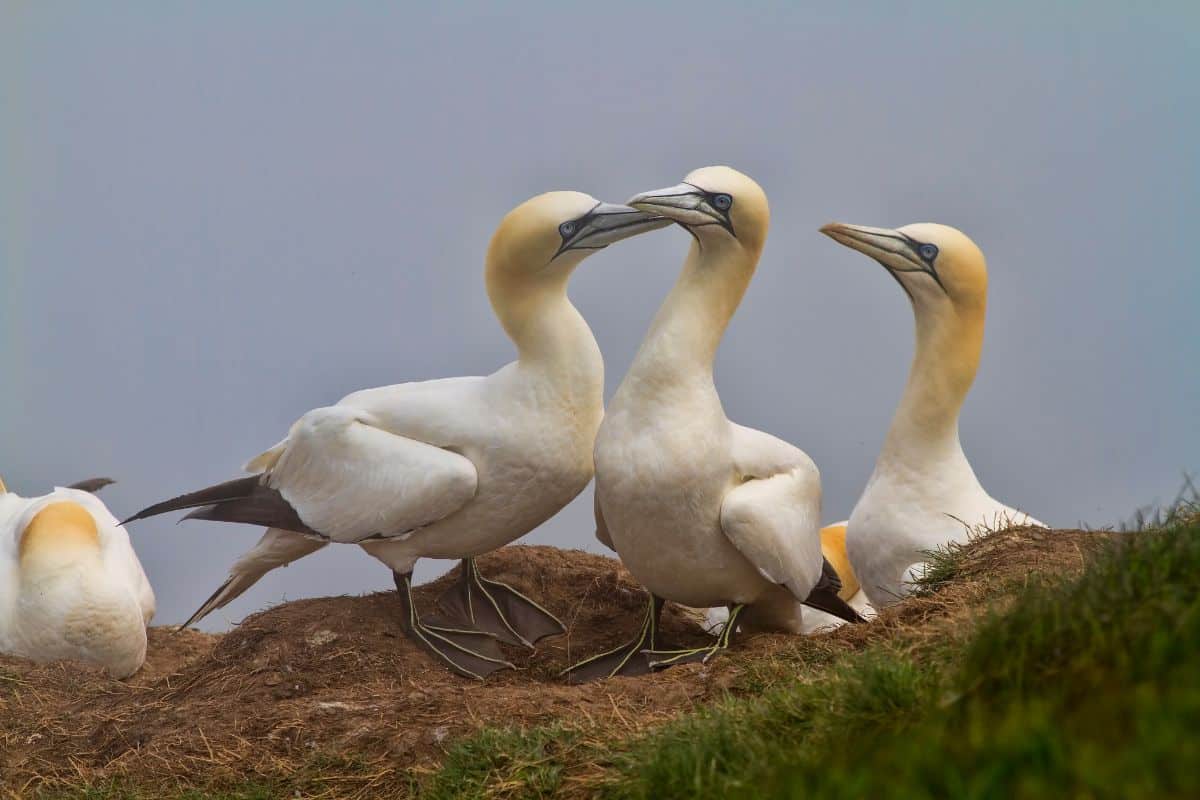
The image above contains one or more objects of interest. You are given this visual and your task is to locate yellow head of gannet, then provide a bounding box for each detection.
[629,165,770,256]
[18,501,103,571]
[486,192,669,336]
[820,221,988,399]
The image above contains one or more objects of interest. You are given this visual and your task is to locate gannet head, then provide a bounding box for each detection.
[487,191,670,282]
[627,166,770,254]
[819,222,987,311]
[0,476,6,493]
[18,501,103,571]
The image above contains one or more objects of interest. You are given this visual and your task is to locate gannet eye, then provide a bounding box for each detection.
[559,221,578,238]
[712,193,733,211]
[918,243,939,262]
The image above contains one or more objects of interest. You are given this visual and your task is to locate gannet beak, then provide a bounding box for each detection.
[820,222,946,292]
[628,183,734,234]
[555,202,670,258]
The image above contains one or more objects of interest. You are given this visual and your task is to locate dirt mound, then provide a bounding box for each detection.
[0,531,1109,797]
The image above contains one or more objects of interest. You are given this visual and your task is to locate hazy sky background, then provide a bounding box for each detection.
[3,3,1197,630]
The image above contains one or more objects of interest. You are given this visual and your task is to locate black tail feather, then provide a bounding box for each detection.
[67,477,116,493]
[182,488,319,537]
[122,476,269,526]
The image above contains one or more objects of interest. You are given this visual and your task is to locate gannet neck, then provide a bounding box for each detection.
[486,265,603,385]
[880,298,986,467]
[629,238,757,382]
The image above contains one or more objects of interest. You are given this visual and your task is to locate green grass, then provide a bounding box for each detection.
[428,498,1200,799]
[422,725,584,800]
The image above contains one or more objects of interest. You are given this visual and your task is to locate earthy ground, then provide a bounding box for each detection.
[0,530,1108,798]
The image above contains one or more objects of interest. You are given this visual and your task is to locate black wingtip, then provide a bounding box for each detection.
[67,477,116,494]
[119,476,261,527]
[803,588,866,624]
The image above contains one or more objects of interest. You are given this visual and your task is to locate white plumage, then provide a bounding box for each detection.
[0,486,155,678]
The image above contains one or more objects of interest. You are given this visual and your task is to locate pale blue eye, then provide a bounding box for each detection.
[918,243,939,261]
[712,193,733,211]
[559,221,577,237]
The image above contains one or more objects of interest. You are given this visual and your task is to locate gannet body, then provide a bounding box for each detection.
[126,194,667,678]
[822,222,1044,608]
[0,479,155,678]
[566,167,857,682]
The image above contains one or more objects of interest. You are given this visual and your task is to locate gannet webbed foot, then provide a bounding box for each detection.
[644,603,745,670]
[394,571,514,680]
[561,594,665,684]
[436,557,565,648]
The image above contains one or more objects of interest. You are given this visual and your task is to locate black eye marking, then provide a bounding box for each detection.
[712,193,733,211]
[918,243,939,263]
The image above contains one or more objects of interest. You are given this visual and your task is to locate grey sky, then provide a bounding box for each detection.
[3,3,1197,630]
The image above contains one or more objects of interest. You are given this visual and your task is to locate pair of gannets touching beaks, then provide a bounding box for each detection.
[118,165,1039,682]
[1,478,156,679]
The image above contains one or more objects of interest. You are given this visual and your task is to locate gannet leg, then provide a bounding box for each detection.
[645,603,746,670]
[561,593,664,684]
[393,570,514,680]
[436,557,565,648]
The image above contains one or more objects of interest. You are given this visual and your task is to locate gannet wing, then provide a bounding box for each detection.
[124,405,479,545]
[720,424,824,602]
[261,406,478,543]
[594,491,614,551]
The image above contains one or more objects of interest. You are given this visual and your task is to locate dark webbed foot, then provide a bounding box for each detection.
[394,571,514,680]
[561,594,664,684]
[437,557,565,648]
[645,603,744,670]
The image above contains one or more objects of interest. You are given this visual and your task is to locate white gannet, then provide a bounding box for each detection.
[820,222,1045,608]
[564,167,859,682]
[124,194,668,679]
[0,477,155,678]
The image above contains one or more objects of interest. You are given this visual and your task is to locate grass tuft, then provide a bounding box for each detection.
[423,725,583,800]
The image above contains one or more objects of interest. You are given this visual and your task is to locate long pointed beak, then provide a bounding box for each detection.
[820,222,946,294]
[627,183,705,215]
[820,223,913,263]
[628,182,734,234]
[558,203,671,257]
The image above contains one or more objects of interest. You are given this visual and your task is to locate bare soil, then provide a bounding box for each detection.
[0,530,1109,798]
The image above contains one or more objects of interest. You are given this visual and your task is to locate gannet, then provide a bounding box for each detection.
[564,167,859,682]
[124,193,668,679]
[0,477,155,678]
[820,222,1045,608]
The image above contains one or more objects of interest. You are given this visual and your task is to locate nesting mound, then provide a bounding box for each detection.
[0,531,1108,797]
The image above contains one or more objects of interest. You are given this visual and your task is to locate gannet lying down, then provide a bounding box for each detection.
[564,167,860,683]
[821,222,1044,608]
[124,193,668,679]
[0,477,155,679]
